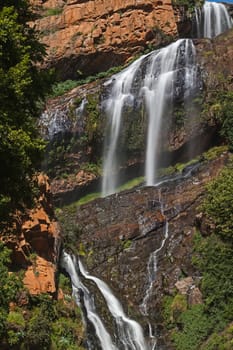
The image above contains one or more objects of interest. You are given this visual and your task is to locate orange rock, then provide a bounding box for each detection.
[2,173,61,295]
[23,256,57,295]
[30,0,178,79]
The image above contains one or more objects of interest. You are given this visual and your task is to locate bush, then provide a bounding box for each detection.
[172,304,213,350]
[200,164,233,243]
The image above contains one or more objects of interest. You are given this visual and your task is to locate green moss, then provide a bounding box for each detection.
[76,192,101,206]
[43,8,63,17]
[203,145,228,160]
[122,240,132,250]
[117,177,144,192]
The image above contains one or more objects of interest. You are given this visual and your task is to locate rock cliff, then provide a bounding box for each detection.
[59,147,229,348]
[39,29,233,205]
[2,174,61,295]
[31,0,178,79]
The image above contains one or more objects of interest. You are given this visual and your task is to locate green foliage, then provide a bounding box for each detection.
[0,1,52,218]
[200,165,233,242]
[0,242,24,344]
[201,324,233,350]
[215,91,233,150]
[170,294,187,322]
[158,146,228,178]
[84,94,103,149]
[121,239,132,250]
[163,161,233,349]
[7,310,25,346]
[117,176,144,192]
[172,304,213,350]
[51,80,80,97]
[24,307,52,349]
[21,292,85,350]
[193,233,233,324]
[203,84,233,150]
[80,162,102,176]
[50,65,126,97]
[172,0,201,14]
[43,8,63,17]
[51,317,83,350]
[0,242,23,309]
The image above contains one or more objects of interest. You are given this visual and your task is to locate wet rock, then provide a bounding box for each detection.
[66,152,228,345]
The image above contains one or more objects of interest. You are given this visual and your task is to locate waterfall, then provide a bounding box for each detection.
[62,251,148,350]
[140,191,169,316]
[62,252,117,350]
[144,39,197,186]
[102,39,197,195]
[194,1,232,38]
[101,56,146,197]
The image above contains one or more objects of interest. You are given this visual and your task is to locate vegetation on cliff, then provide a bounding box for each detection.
[163,158,233,349]
[0,2,85,349]
[0,0,52,220]
[0,244,85,350]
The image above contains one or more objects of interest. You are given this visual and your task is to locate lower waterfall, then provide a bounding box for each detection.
[62,251,148,350]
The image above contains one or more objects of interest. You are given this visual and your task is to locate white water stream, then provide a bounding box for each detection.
[102,39,197,196]
[62,251,148,350]
[144,39,197,186]
[62,252,117,350]
[101,56,146,197]
[195,1,232,38]
[140,221,169,317]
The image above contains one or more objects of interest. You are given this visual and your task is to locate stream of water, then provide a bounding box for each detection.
[62,251,148,350]
[62,4,233,349]
[102,39,198,196]
[194,1,232,38]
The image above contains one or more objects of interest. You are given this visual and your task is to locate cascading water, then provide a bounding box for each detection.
[62,252,117,350]
[194,1,232,38]
[101,56,146,197]
[139,190,169,350]
[144,39,197,186]
[140,192,169,317]
[62,251,148,350]
[102,39,198,195]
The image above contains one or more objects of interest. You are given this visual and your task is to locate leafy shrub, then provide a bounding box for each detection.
[172,304,213,350]
[200,164,233,242]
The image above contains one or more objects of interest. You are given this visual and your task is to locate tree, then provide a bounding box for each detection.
[0,1,51,218]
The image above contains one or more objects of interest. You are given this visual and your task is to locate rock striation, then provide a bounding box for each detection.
[69,150,228,347]
[31,0,178,79]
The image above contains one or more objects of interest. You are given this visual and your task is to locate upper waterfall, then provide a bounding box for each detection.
[194,1,233,38]
[101,39,198,195]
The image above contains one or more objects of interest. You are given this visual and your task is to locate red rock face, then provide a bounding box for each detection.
[2,174,61,295]
[30,0,178,79]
